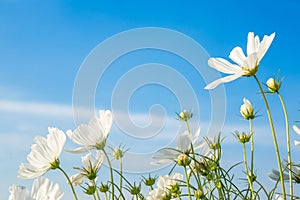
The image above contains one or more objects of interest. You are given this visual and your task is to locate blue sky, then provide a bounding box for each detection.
[1,0,300,199]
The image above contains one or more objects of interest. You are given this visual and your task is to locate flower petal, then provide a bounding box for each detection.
[256,32,275,62]
[247,32,259,56]
[229,46,246,66]
[204,72,243,89]
[64,146,91,154]
[208,58,241,74]
[8,185,30,200]
[293,125,300,136]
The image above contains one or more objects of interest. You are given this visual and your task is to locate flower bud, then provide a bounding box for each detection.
[143,175,156,187]
[169,184,181,198]
[177,154,190,166]
[194,189,204,199]
[266,78,281,93]
[178,110,192,121]
[99,183,109,193]
[234,131,251,144]
[113,148,123,160]
[240,98,255,120]
[84,185,96,195]
[129,184,141,195]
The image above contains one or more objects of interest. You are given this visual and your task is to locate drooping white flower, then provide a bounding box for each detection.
[205,32,275,89]
[293,125,300,146]
[70,151,104,186]
[240,98,255,120]
[66,110,112,153]
[8,176,63,200]
[18,128,66,179]
[152,128,202,165]
[147,173,183,200]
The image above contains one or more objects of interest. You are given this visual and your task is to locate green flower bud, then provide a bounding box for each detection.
[194,189,204,199]
[113,148,123,160]
[99,183,109,193]
[234,131,251,144]
[266,78,281,93]
[143,175,156,187]
[177,154,190,166]
[84,185,96,195]
[162,193,171,200]
[178,110,192,121]
[129,185,141,195]
[169,184,181,197]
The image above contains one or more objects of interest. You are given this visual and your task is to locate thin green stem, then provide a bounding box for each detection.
[278,92,293,197]
[242,143,255,199]
[119,157,123,198]
[184,166,192,200]
[57,166,78,200]
[249,119,254,180]
[93,194,97,200]
[254,75,286,199]
[103,149,115,200]
[104,192,109,200]
[93,180,101,200]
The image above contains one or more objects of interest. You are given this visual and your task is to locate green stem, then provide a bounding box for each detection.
[93,180,101,200]
[103,149,115,200]
[242,143,255,199]
[93,194,97,200]
[184,166,192,200]
[104,192,109,200]
[254,75,286,199]
[57,166,78,200]
[119,157,123,198]
[249,119,254,180]
[278,92,293,197]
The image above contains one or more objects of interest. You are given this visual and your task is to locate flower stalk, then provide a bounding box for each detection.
[254,75,286,199]
[242,142,255,199]
[103,149,115,200]
[277,92,293,197]
[58,166,78,200]
[249,119,255,182]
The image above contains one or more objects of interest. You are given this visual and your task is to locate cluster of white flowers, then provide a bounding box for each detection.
[147,173,183,200]
[10,110,112,199]
[9,176,63,200]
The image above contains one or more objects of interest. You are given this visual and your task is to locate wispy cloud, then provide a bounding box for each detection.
[0,100,73,117]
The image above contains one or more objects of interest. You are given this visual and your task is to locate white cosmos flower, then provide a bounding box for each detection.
[152,128,202,165]
[70,151,104,186]
[147,173,183,200]
[18,128,66,179]
[205,32,275,89]
[240,98,255,120]
[9,176,63,200]
[66,110,112,153]
[293,125,300,146]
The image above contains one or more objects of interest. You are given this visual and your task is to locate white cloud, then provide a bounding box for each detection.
[0,100,73,117]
